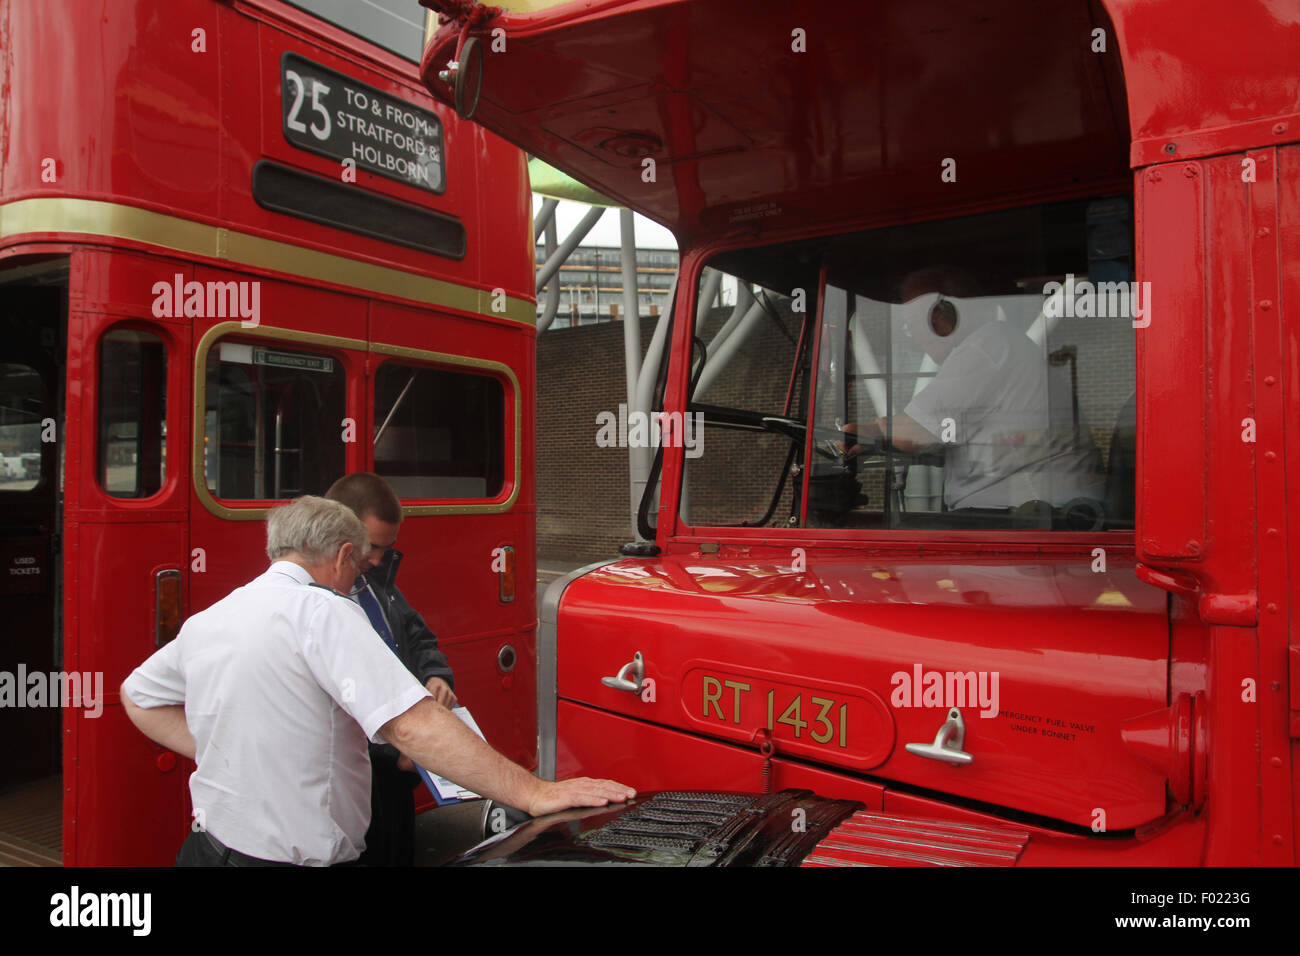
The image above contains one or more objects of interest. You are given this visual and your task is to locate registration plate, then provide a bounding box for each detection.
[681,665,894,768]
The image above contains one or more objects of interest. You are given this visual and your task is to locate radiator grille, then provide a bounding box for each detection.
[801,811,1030,867]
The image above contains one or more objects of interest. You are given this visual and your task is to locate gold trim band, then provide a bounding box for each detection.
[192,323,523,520]
[0,197,536,326]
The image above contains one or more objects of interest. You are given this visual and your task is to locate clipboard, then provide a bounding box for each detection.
[415,706,487,806]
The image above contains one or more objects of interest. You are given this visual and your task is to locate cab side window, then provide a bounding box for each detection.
[679,268,811,528]
[98,329,167,499]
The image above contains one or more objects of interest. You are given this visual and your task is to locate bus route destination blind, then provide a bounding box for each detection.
[281,52,446,194]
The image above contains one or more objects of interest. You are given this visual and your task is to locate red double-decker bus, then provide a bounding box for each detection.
[0,0,535,865]
[422,0,1298,865]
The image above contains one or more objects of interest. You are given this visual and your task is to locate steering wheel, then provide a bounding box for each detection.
[761,417,881,460]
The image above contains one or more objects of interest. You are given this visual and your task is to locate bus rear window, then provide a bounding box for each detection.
[374,362,504,499]
[203,340,346,500]
[283,0,427,63]
[99,330,167,499]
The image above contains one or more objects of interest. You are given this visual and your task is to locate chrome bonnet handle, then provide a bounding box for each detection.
[601,651,644,694]
[905,707,973,765]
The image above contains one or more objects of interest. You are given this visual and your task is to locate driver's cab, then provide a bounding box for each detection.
[681,195,1137,535]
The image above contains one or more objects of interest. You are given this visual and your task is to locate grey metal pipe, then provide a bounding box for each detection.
[706,281,754,356]
[533,197,558,240]
[692,299,765,399]
[629,270,678,535]
[536,205,605,291]
[537,215,561,331]
[634,270,677,411]
[696,267,723,323]
[619,209,647,533]
[688,268,724,383]
[620,209,641,401]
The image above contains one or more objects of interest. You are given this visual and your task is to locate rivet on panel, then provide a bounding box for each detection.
[1149,170,1163,182]
[1267,527,1280,537]
[1257,227,1270,238]
[1270,756,1283,768]
[1267,603,1278,613]
[1264,376,1276,386]
[1183,165,1198,178]
[1259,300,1273,310]
[1265,451,1277,461]
[1273,122,1288,135]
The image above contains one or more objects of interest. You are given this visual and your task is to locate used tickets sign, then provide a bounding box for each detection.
[280,52,446,194]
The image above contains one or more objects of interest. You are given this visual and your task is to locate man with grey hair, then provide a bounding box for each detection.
[121,495,634,866]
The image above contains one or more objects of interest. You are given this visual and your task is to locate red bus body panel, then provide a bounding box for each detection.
[421,0,1299,865]
[559,555,1170,831]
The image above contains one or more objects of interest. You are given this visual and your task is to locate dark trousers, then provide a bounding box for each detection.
[358,751,419,867]
[175,831,298,867]
[175,830,361,867]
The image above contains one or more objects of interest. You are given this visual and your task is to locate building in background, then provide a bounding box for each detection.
[537,244,678,327]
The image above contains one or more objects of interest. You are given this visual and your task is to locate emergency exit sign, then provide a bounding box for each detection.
[253,348,334,373]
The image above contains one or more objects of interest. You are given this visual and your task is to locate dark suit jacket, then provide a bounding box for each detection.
[360,549,456,864]
[364,548,454,767]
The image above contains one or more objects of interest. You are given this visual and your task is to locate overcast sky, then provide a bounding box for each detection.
[533,197,678,251]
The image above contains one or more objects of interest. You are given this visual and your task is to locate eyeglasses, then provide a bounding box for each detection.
[338,546,397,597]
[339,550,368,596]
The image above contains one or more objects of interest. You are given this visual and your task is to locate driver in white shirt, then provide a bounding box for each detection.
[121,495,634,866]
[851,267,1103,514]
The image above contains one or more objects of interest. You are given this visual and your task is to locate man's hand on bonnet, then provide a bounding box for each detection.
[527,777,636,817]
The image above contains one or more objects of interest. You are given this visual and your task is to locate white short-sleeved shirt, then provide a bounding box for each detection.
[122,561,430,865]
[904,322,1102,509]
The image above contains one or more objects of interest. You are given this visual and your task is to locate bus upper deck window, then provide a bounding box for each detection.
[98,330,167,499]
[283,0,426,63]
[0,363,46,493]
[373,362,504,500]
[203,340,346,500]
